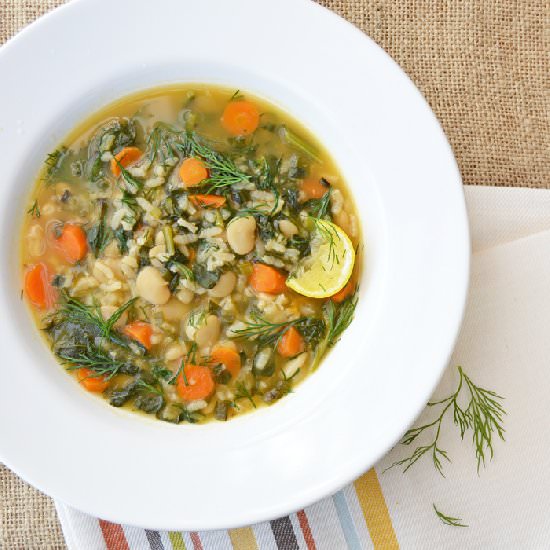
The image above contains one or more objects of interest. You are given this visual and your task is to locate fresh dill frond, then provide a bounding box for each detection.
[186,341,198,364]
[433,504,468,527]
[147,123,188,164]
[235,382,257,408]
[54,293,137,348]
[310,217,342,269]
[114,158,142,194]
[235,313,300,347]
[230,89,244,101]
[103,298,138,335]
[168,359,185,386]
[44,147,68,182]
[188,134,250,192]
[385,366,506,476]
[324,294,358,348]
[308,188,331,219]
[27,200,41,218]
[135,379,164,396]
[60,345,135,380]
[167,260,194,281]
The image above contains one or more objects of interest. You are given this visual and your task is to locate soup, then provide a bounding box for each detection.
[21,85,360,423]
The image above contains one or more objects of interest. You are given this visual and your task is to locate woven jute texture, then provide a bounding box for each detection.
[0,0,548,548]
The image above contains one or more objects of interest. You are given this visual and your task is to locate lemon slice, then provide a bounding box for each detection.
[286,219,355,298]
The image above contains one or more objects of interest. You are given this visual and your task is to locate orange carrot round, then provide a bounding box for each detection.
[77,368,109,393]
[56,224,88,263]
[221,100,260,136]
[24,263,54,309]
[124,321,153,350]
[179,157,209,187]
[210,347,241,378]
[277,326,305,358]
[249,263,287,294]
[176,364,215,401]
[301,178,329,200]
[110,146,143,177]
[331,280,355,303]
[189,194,226,208]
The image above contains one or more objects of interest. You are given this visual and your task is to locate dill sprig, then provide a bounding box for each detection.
[324,295,358,348]
[234,382,257,408]
[114,158,142,194]
[235,313,304,347]
[308,188,331,219]
[60,345,135,381]
[44,147,68,181]
[433,504,468,527]
[385,366,506,476]
[54,293,137,348]
[147,123,188,163]
[188,135,251,192]
[27,200,41,218]
[310,217,342,269]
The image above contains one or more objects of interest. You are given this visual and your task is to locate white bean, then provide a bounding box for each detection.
[283,352,309,379]
[158,298,193,321]
[176,287,195,304]
[135,266,170,305]
[194,315,221,348]
[227,216,256,255]
[209,271,237,298]
[278,219,298,237]
[27,224,45,257]
[165,342,186,361]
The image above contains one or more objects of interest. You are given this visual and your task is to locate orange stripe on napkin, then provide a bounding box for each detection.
[297,510,316,550]
[98,520,130,550]
[354,469,399,549]
[229,527,258,550]
[190,532,203,550]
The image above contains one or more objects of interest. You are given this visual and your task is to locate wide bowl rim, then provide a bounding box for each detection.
[0,0,470,530]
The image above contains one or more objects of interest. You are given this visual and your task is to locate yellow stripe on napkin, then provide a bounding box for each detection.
[354,469,399,549]
[229,527,258,550]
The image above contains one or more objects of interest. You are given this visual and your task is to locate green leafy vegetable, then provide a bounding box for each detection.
[87,206,112,257]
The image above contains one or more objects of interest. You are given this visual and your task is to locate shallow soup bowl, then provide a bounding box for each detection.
[0,0,469,530]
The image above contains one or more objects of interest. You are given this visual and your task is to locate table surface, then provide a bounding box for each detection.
[1,0,548,548]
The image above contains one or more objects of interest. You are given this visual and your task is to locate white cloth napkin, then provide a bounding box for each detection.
[55,185,550,549]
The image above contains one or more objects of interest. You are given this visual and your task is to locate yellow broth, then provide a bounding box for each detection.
[21,85,360,423]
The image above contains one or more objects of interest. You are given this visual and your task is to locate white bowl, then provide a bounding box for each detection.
[0,0,469,531]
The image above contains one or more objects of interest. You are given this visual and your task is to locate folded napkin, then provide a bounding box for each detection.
[56,185,550,549]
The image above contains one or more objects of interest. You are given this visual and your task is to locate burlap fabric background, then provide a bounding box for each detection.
[1,0,548,548]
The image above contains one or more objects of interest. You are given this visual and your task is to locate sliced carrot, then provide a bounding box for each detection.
[124,321,153,350]
[77,368,109,393]
[301,178,329,200]
[176,364,215,401]
[331,280,355,303]
[24,263,54,309]
[249,263,287,294]
[210,347,241,378]
[221,100,260,136]
[179,157,209,187]
[110,146,143,177]
[189,194,226,208]
[56,224,88,263]
[277,326,305,358]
